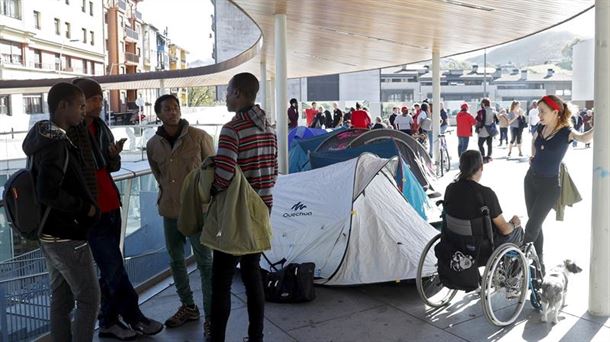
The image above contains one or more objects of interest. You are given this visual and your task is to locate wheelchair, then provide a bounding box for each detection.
[416,204,544,327]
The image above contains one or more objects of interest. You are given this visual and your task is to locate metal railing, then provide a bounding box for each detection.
[124,27,139,42]
[125,52,139,64]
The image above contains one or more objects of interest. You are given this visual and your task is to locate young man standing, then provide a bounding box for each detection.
[210,73,278,342]
[23,82,100,341]
[68,78,163,339]
[146,94,215,337]
[528,100,539,135]
[350,102,371,129]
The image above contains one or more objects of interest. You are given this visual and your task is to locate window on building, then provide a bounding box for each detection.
[82,59,88,74]
[23,94,43,114]
[54,53,60,70]
[81,0,85,12]
[1,0,21,19]
[0,95,10,116]
[91,61,95,75]
[89,1,93,15]
[82,28,87,43]
[0,39,23,65]
[33,10,40,29]
[65,56,71,69]
[65,22,71,38]
[90,31,94,45]
[54,18,60,35]
[32,49,41,68]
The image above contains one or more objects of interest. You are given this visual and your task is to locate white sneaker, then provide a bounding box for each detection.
[99,321,138,341]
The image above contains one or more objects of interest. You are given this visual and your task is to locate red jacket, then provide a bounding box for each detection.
[351,110,371,128]
[456,111,477,137]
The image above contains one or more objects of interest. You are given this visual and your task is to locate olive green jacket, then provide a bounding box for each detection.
[554,163,582,221]
[178,158,272,256]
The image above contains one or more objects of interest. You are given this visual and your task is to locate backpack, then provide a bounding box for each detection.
[3,147,69,240]
[518,115,527,130]
[261,255,316,303]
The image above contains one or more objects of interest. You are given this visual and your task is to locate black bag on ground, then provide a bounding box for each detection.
[2,148,69,240]
[261,256,316,303]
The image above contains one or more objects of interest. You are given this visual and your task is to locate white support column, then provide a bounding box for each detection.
[589,0,610,317]
[432,49,441,164]
[274,14,288,174]
[260,61,267,111]
[269,77,276,123]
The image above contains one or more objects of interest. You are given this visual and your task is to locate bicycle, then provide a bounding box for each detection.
[416,233,543,327]
[437,131,451,177]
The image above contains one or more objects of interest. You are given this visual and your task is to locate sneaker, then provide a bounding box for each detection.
[99,321,138,341]
[165,304,200,328]
[204,320,212,338]
[131,317,164,336]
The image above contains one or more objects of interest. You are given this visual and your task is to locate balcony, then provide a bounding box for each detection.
[135,10,142,20]
[125,52,139,65]
[124,27,139,42]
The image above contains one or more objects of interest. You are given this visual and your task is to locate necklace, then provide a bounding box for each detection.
[540,124,562,150]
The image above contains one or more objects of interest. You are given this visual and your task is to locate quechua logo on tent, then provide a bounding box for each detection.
[284,201,313,218]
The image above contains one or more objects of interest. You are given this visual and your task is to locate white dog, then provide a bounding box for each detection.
[540,259,582,324]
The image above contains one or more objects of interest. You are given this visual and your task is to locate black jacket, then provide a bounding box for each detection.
[23,121,99,240]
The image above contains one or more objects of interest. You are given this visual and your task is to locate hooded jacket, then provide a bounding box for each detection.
[213,105,278,209]
[22,121,99,240]
[146,119,215,219]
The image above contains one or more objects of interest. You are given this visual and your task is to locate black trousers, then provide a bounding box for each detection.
[478,136,493,158]
[211,251,264,342]
[523,169,560,266]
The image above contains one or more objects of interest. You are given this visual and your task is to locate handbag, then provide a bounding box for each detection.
[261,255,316,303]
[485,123,498,137]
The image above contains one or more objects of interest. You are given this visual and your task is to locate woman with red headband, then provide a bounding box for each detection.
[524,95,593,272]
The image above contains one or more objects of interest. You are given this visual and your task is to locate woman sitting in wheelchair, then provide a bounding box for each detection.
[435,150,523,291]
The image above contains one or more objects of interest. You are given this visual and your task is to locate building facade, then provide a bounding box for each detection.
[0,0,105,130]
[168,42,188,104]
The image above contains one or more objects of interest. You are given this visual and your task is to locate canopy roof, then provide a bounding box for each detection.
[0,0,593,93]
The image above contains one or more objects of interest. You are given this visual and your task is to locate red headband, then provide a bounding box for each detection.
[541,96,561,112]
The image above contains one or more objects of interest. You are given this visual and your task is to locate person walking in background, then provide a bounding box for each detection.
[411,103,421,134]
[324,107,334,128]
[210,72,278,342]
[309,105,326,128]
[332,102,343,128]
[456,103,476,157]
[584,109,594,148]
[351,102,371,129]
[69,78,163,339]
[395,106,413,135]
[528,100,540,135]
[372,116,385,129]
[418,103,433,156]
[389,106,399,129]
[23,83,100,342]
[147,94,215,337]
[440,102,449,134]
[524,95,593,273]
[570,110,583,148]
[305,101,317,127]
[507,100,525,158]
[287,98,299,130]
[476,98,496,163]
[497,108,509,147]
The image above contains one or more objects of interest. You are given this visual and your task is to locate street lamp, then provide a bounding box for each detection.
[58,38,80,75]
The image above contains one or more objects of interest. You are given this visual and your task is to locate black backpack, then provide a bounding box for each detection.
[261,255,316,303]
[3,147,69,240]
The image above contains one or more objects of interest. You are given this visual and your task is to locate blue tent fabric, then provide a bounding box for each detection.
[288,127,347,173]
[288,126,327,148]
[400,159,428,220]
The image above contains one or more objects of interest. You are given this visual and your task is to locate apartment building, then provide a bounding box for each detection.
[0,0,105,129]
[168,42,188,104]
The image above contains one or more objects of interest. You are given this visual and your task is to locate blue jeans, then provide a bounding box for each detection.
[440,125,448,134]
[88,209,144,327]
[163,217,213,318]
[427,130,433,156]
[458,137,470,156]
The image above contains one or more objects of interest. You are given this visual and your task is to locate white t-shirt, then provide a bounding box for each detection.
[528,108,540,126]
[394,114,413,130]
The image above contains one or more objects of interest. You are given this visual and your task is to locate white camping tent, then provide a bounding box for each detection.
[263,153,438,285]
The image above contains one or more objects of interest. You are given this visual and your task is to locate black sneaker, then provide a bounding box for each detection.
[165,304,200,328]
[204,320,212,339]
[131,317,164,336]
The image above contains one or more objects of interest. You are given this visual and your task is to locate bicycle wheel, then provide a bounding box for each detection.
[441,146,450,173]
[481,243,529,326]
[416,234,458,307]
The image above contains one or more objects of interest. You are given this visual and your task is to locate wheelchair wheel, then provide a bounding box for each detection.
[481,243,529,326]
[416,234,458,308]
[524,244,543,311]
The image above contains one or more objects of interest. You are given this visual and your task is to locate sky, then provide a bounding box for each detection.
[137,0,215,65]
[136,2,594,65]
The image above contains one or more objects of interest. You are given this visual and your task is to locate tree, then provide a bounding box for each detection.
[187,86,216,107]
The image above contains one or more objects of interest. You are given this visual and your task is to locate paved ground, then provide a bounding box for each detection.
[95,131,610,342]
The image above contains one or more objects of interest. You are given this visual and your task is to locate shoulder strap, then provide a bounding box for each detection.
[37,144,70,239]
[262,253,286,272]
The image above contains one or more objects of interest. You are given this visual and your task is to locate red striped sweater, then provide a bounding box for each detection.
[213,106,278,209]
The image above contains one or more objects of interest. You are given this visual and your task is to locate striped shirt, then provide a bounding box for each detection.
[213,106,278,209]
